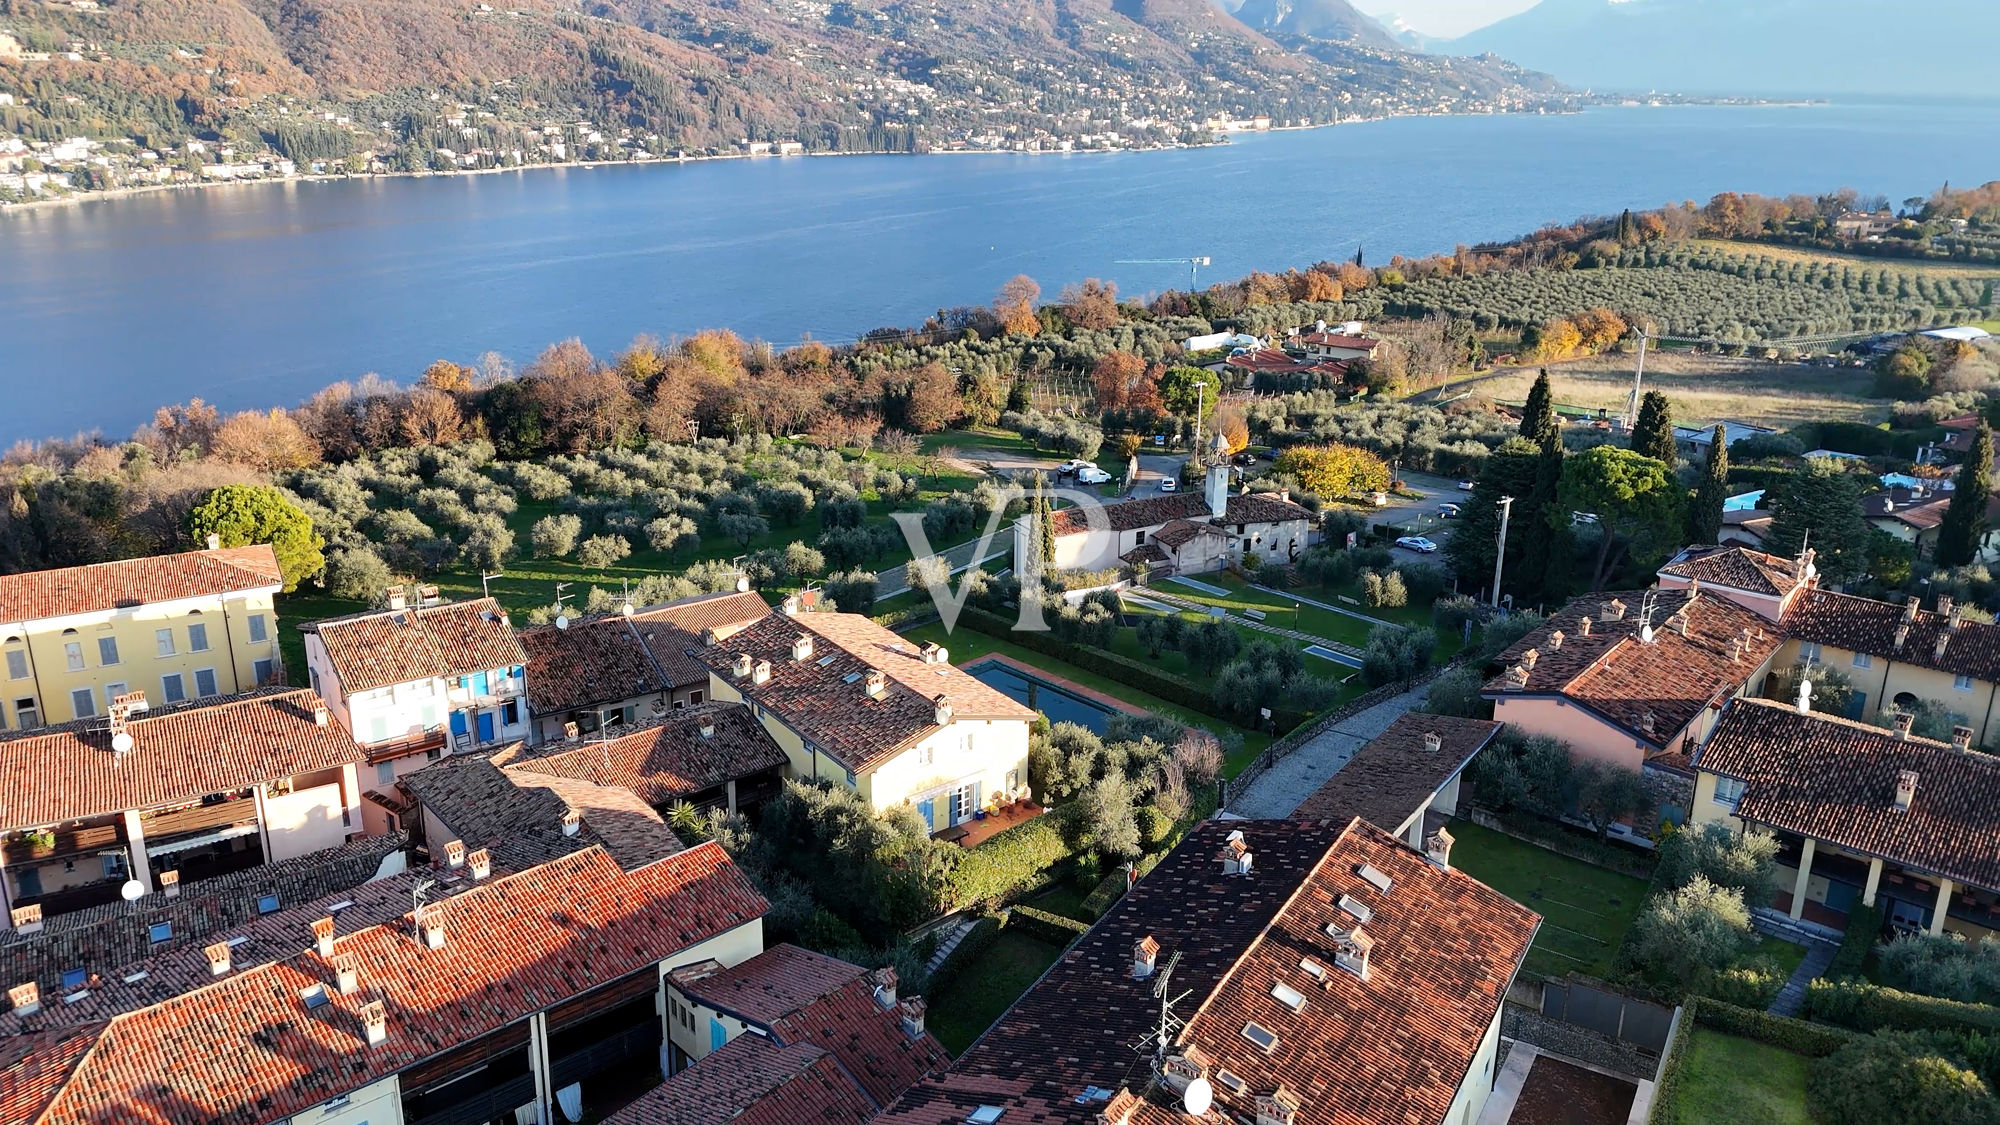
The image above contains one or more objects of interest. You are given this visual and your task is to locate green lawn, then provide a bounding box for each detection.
[1749,935,1810,979]
[927,930,1067,1054]
[1027,882,1096,923]
[1666,1031,1816,1125]
[897,620,1272,775]
[1445,819,1649,980]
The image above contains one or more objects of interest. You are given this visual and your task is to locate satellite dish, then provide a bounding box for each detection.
[1183,1078,1214,1116]
[111,731,134,754]
[620,601,636,617]
[1640,625,1655,644]
[555,614,570,631]
[735,576,751,593]
[120,879,145,902]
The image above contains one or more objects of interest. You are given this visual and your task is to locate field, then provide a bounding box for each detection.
[1444,820,1649,980]
[926,930,1066,1054]
[1664,1031,1815,1125]
[1699,239,2000,282]
[1467,350,1889,430]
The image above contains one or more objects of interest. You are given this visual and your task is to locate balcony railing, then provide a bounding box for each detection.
[2,820,122,865]
[405,1073,537,1125]
[141,799,258,840]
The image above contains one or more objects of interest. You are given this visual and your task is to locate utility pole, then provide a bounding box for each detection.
[1193,382,1206,455]
[1624,331,1650,430]
[1492,496,1515,608]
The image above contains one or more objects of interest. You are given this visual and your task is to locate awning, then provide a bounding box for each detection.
[145,822,259,857]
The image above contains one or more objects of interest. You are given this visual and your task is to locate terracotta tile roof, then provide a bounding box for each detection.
[1696,697,2000,894]
[1224,492,1315,526]
[518,591,770,716]
[0,688,365,831]
[1297,332,1379,351]
[1484,589,1783,749]
[5,843,767,1125]
[302,597,526,693]
[1152,519,1228,550]
[0,1028,99,1125]
[1121,543,1172,567]
[877,819,1537,1125]
[0,832,407,1010]
[507,771,685,870]
[398,752,627,870]
[0,545,281,623]
[697,613,1035,775]
[500,702,787,805]
[671,943,948,1108]
[1049,492,1312,538]
[1657,545,1807,598]
[606,1037,874,1125]
[1292,714,1500,828]
[1784,589,2000,683]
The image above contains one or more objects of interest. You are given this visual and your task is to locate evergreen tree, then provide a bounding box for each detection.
[1688,423,1729,544]
[1936,423,1994,568]
[1354,246,1365,268]
[1444,437,1539,603]
[1631,390,1678,465]
[1519,369,1558,444]
[1033,473,1056,570]
[1617,208,1635,245]
[1517,422,1573,604]
[1765,460,1873,584]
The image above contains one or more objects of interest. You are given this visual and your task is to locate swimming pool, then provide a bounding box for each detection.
[964,659,1121,734]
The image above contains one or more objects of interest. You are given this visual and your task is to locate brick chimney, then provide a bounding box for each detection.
[791,633,814,661]
[313,703,330,727]
[898,997,927,1039]
[359,1000,387,1047]
[1329,927,1373,980]
[751,659,772,686]
[1548,630,1564,650]
[1133,935,1160,980]
[1255,1090,1301,1125]
[160,869,180,898]
[561,808,582,836]
[1219,831,1253,876]
[1601,599,1627,622]
[417,906,445,949]
[9,982,39,1017]
[731,653,753,679]
[1953,726,1974,752]
[864,669,888,699]
[1895,769,1919,812]
[1520,648,1539,670]
[1893,711,1915,740]
[1426,826,1454,869]
[311,916,336,958]
[781,593,802,616]
[205,941,232,976]
[1579,616,1593,637]
[10,904,42,935]
[442,839,466,869]
[334,955,361,996]
[468,848,492,880]
[1422,731,1442,754]
[870,966,897,1009]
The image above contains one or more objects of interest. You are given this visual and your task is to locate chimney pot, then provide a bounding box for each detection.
[311,916,336,958]
[1133,935,1160,980]
[468,848,491,880]
[1953,726,1974,752]
[870,966,898,1008]
[442,840,466,869]
[751,659,772,685]
[731,653,753,680]
[561,809,582,837]
[205,941,232,976]
[1426,826,1454,869]
[10,904,43,934]
[359,1000,387,1047]
[9,982,40,1016]
[1894,711,1915,740]
[791,634,814,661]
[1895,769,1919,811]
[204,533,222,551]
[1422,731,1442,754]
[1579,616,1593,637]
[418,907,445,949]
[160,870,180,897]
[313,703,329,727]
[898,997,927,1039]
[334,955,361,995]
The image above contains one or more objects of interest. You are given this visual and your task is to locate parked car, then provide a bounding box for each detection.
[1571,511,1600,527]
[1367,491,1389,507]
[1076,466,1111,484]
[1457,480,1476,491]
[1159,477,1178,492]
[1437,504,1461,519]
[1396,536,1439,554]
[1233,452,1259,467]
[1057,458,1094,475]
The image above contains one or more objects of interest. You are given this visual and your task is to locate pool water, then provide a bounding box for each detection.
[964,660,1120,733]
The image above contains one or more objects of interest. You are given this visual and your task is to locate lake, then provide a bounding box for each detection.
[1,99,1993,443]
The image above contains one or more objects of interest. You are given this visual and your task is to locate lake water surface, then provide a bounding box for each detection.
[2,99,1993,442]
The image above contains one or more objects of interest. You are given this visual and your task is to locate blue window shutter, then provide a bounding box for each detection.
[450,711,468,736]
[473,671,490,696]
[919,799,934,830]
[709,1019,726,1052]
[476,712,495,742]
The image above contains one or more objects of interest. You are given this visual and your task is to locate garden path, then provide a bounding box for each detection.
[1766,940,1838,1018]
[1224,684,1429,819]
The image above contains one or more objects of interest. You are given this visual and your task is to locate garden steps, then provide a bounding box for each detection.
[1750,906,1844,946]
[1135,587,1363,656]
[924,916,979,974]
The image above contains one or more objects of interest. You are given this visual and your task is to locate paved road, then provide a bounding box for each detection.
[1225,684,1430,819]
[875,535,1011,599]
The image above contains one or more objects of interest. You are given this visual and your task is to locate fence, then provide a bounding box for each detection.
[1501,976,1675,1082]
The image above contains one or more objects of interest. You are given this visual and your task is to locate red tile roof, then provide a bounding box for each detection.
[0,688,365,831]
[303,598,526,693]
[1784,589,2000,683]
[1696,697,2000,895]
[698,613,1035,775]
[671,943,948,1109]
[5,843,767,1125]
[1296,332,1379,351]
[518,591,770,716]
[1292,714,1500,828]
[0,546,281,623]
[0,1028,99,1125]
[878,819,1537,1125]
[500,702,787,804]
[1657,545,1808,599]
[606,1037,875,1125]
[1485,589,1783,750]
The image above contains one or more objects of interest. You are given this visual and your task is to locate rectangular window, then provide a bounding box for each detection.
[369,715,389,742]
[104,682,126,702]
[64,642,84,672]
[194,668,218,698]
[15,698,40,728]
[96,637,119,667]
[187,623,209,653]
[253,658,276,686]
[1270,982,1307,1011]
[502,699,519,725]
[70,687,95,718]
[1852,651,1872,669]
[377,762,395,786]
[5,649,25,679]
[1134,530,1147,546]
[148,921,172,944]
[1956,674,1976,692]
[1799,642,1822,665]
[156,629,175,657]
[247,614,269,644]
[161,674,186,704]
[688,689,704,705]
[1713,776,1747,809]
[1240,1022,1278,1052]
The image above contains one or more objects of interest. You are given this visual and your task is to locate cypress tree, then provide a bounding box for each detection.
[1936,423,1993,568]
[1631,391,1678,465]
[1688,423,1729,544]
[1034,474,1056,569]
[1519,369,1557,444]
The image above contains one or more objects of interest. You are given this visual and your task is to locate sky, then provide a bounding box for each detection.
[1366,0,1541,38]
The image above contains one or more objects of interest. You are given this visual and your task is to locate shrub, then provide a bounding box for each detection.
[1419,665,1489,718]
[575,533,632,569]
[321,545,392,602]
[1830,902,1885,979]
[1620,876,1754,996]
[1806,979,2000,1037]
[823,568,879,615]
[1008,904,1090,944]
[645,514,701,556]
[926,915,1002,996]
[1693,998,1859,1057]
[531,513,584,558]
[946,815,1071,910]
[717,510,771,546]
[1810,1032,1998,1125]
[1654,822,1781,904]
[1878,934,2000,1007]
[1360,622,1435,687]
[1433,594,1481,634]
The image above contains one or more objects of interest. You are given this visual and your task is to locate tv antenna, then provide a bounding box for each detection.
[411,876,436,920]
[480,571,505,600]
[1622,329,1650,430]
[553,582,572,630]
[1131,951,1193,1063]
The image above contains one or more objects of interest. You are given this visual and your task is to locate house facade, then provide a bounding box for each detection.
[0,543,284,730]
[300,594,530,795]
[0,688,365,925]
[1780,589,2000,744]
[698,611,1037,834]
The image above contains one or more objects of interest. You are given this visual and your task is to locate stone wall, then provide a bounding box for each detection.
[1500,1002,1660,1081]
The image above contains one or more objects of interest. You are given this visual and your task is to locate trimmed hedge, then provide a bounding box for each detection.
[1805,978,2000,1037]
[1008,904,1091,944]
[945,815,1071,911]
[956,606,1266,731]
[1079,870,1129,919]
[1694,997,1859,1058]
[1827,902,1882,980]
[1648,1001,1697,1125]
[1702,965,1789,1011]
[925,915,1002,995]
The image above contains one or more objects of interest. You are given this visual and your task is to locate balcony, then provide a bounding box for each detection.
[363,727,447,765]
[140,798,258,840]
[2,819,122,865]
